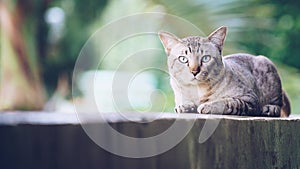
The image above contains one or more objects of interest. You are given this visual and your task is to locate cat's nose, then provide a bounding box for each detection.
[189,63,200,76]
[191,69,200,76]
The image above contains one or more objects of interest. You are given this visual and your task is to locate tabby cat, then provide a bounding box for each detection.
[158,26,290,117]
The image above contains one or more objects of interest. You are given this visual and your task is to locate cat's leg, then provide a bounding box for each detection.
[175,102,198,113]
[262,105,280,117]
[197,97,258,115]
[197,100,228,115]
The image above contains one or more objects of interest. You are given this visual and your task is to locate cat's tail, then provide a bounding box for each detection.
[281,90,291,117]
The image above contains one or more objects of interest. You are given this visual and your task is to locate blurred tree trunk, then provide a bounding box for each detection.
[0,0,46,110]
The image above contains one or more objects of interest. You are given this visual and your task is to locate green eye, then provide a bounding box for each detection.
[178,56,188,63]
[202,55,211,63]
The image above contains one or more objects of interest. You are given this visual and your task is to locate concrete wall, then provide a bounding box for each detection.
[0,112,299,169]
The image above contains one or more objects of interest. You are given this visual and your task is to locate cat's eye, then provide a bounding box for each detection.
[202,55,211,63]
[178,56,188,63]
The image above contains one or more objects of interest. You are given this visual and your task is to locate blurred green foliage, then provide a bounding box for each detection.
[41,0,107,93]
[232,0,300,69]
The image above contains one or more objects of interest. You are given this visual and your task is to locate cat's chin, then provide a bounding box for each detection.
[188,79,198,85]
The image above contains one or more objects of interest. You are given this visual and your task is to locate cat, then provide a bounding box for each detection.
[158,26,290,117]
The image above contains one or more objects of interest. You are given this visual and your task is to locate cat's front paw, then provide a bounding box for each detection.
[262,105,280,117]
[197,102,225,114]
[175,102,197,113]
[197,103,213,114]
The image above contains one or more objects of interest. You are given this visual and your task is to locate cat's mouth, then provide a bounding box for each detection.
[191,77,203,84]
[191,73,209,83]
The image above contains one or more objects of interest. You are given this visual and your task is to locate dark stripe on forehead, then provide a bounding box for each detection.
[197,43,201,53]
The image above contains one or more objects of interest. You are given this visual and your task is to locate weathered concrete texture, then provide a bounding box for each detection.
[0,112,299,169]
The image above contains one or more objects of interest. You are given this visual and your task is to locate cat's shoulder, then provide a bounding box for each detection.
[223,53,277,74]
[223,53,273,65]
[223,53,256,61]
[222,53,255,68]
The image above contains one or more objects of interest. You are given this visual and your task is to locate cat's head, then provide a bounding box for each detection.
[158,26,227,85]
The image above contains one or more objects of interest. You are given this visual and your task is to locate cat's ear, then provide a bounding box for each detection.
[158,31,182,56]
[208,26,227,50]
